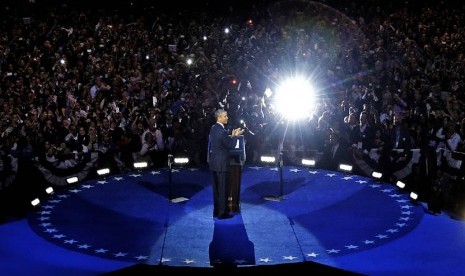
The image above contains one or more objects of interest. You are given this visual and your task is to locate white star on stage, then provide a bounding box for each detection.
[97,180,107,185]
[114,252,128,257]
[306,252,318,257]
[289,168,301,173]
[69,189,82,193]
[389,193,403,197]
[39,222,51,227]
[48,199,61,204]
[160,257,171,263]
[386,228,399,233]
[113,177,123,181]
[171,169,180,173]
[182,259,196,264]
[345,245,358,249]
[42,205,54,209]
[44,228,58,233]
[39,211,51,215]
[363,240,375,244]
[270,167,279,171]
[95,248,108,254]
[150,170,161,175]
[326,173,336,177]
[64,239,78,244]
[401,205,415,209]
[369,184,381,188]
[380,188,394,193]
[397,199,410,203]
[396,222,406,228]
[57,194,69,198]
[53,234,66,239]
[401,210,414,215]
[259,257,272,263]
[81,184,94,189]
[283,255,298,260]
[399,216,411,221]
[129,174,142,178]
[38,216,50,221]
[78,244,91,249]
[356,180,367,184]
[308,170,318,174]
[376,234,388,239]
[326,249,340,253]
[342,176,353,180]
[134,255,148,260]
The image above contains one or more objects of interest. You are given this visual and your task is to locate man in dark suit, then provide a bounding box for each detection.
[208,109,244,219]
[319,129,350,171]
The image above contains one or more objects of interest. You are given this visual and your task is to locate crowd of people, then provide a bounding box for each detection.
[1,0,465,218]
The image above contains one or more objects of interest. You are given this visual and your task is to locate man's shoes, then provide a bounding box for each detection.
[217,213,233,220]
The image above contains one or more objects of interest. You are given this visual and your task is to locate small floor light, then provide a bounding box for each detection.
[409,191,418,201]
[261,152,285,202]
[168,155,190,203]
[338,163,353,173]
[133,161,148,169]
[372,171,383,180]
[97,168,110,176]
[31,198,40,208]
[174,157,189,165]
[260,155,276,164]
[396,180,406,189]
[66,176,79,184]
[302,158,316,167]
[45,187,54,195]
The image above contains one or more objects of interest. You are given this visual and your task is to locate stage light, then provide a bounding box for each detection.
[174,157,189,165]
[301,158,316,167]
[372,171,383,180]
[260,155,276,164]
[97,168,110,176]
[261,152,285,202]
[45,187,54,195]
[396,180,406,189]
[66,176,79,184]
[133,161,148,169]
[273,75,316,121]
[409,191,418,201]
[31,198,40,207]
[338,163,353,173]
[168,154,190,203]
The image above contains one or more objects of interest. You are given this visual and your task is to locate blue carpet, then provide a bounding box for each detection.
[25,165,423,269]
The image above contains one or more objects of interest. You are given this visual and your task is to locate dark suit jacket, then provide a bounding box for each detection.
[208,123,237,172]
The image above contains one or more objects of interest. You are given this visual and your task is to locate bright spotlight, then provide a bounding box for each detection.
[301,158,316,167]
[338,163,353,173]
[409,191,418,201]
[31,198,40,207]
[66,176,79,184]
[274,76,316,121]
[97,168,110,176]
[264,87,272,98]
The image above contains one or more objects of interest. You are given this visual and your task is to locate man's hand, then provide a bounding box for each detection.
[232,128,244,137]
